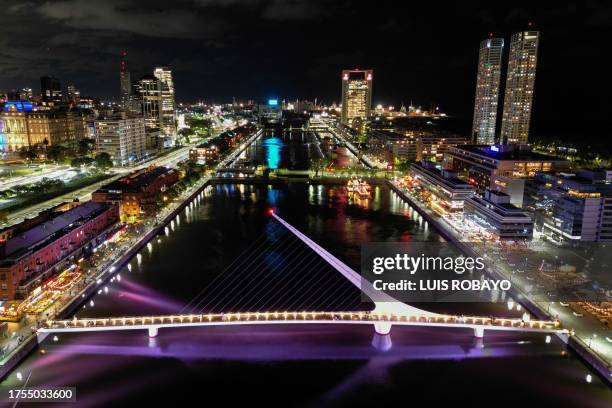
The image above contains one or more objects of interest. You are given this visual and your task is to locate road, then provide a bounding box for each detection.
[389,179,612,375]
[1,145,192,228]
[0,120,239,229]
[0,165,75,192]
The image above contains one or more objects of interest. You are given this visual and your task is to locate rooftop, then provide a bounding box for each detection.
[451,144,563,162]
[98,167,177,193]
[1,201,112,262]
[411,162,473,190]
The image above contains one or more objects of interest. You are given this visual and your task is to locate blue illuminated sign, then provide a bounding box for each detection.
[490,145,499,152]
[268,99,278,107]
[3,101,33,112]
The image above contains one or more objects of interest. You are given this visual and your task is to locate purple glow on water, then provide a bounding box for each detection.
[4,183,610,406]
[114,290,181,312]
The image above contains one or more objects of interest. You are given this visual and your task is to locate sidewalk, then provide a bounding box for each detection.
[387,179,612,382]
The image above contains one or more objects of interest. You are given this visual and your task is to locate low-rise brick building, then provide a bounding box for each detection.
[92,166,179,219]
[0,201,119,300]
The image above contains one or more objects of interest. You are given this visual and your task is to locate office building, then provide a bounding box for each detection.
[66,84,80,105]
[445,144,569,206]
[0,105,88,153]
[153,67,176,136]
[119,51,131,109]
[0,201,119,300]
[134,75,161,131]
[526,169,612,242]
[340,69,373,130]
[20,88,33,101]
[500,31,540,144]
[367,130,468,164]
[472,37,504,144]
[464,189,534,240]
[367,130,417,164]
[94,113,146,166]
[416,134,470,162]
[40,76,63,104]
[410,161,475,214]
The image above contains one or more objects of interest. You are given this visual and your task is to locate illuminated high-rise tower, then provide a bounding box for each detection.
[40,76,62,104]
[340,69,372,131]
[472,36,504,144]
[119,51,131,108]
[134,75,161,131]
[153,67,176,136]
[500,30,539,144]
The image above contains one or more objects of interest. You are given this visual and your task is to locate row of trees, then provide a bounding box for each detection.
[158,162,206,205]
[70,153,113,169]
[19,138,96,163]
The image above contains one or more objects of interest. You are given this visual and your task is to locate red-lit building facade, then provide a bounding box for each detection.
[92,166,179,219]
[0,201,119,300]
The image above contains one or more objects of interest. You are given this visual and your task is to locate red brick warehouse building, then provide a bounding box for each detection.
[92,166,179,221]
[0,201,119,301]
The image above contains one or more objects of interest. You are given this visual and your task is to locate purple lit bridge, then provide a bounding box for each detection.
[37,213,568,341]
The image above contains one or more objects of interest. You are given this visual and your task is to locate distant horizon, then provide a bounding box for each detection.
[1,2,610,126]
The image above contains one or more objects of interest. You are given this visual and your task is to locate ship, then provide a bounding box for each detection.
[346,178,372,198]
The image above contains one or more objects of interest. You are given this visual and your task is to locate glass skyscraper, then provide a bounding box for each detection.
[500,31,540,144]
[472,37,504,144]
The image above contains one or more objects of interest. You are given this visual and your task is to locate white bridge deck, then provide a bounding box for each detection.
[38,311,566,335]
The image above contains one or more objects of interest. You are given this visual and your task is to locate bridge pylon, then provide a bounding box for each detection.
[374,322,392,335]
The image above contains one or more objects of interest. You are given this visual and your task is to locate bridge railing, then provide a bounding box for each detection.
[42,311,562,331]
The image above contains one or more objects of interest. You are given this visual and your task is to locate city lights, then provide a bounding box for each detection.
[0,2,609,405]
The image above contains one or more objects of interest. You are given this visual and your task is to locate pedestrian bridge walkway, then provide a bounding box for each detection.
[38,310,567,339]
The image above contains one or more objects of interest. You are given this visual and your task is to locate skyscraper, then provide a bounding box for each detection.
[119,51,131,109]
[153,67,176,136]
[340,69,373,130]
[66,84,80,105]
[500,30,540,144]
[134,75,161,131]
[472,37,504,144]
[40,76,62,104]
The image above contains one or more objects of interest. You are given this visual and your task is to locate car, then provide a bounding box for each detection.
[572,311,583,317]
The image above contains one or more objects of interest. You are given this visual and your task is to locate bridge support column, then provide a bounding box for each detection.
[473,327,484,339]
[372,333,393,351]
[374,322,392,335]
[148,327,159,338]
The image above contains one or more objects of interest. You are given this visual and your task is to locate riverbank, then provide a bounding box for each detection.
[387,179,612,385]
[0,177,212,380]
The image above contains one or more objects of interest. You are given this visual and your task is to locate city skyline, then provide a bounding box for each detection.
[0,2,610,136]
[1,2,612,400]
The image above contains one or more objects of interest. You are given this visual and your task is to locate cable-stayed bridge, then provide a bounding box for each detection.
[37,212,567,341]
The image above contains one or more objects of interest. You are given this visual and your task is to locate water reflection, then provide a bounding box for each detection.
[263,137,283,169]
[4,183,611,406]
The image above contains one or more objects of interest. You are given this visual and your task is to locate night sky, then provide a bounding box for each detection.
[1,1,611,139]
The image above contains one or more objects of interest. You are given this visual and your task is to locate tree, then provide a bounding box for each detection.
[71,156,95,168]
[46,145,68,163]
[95,152,113,169]
[178,128,195,137]
[310,157,331,177]
[77,138,96,156]
[18,147,36,161]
